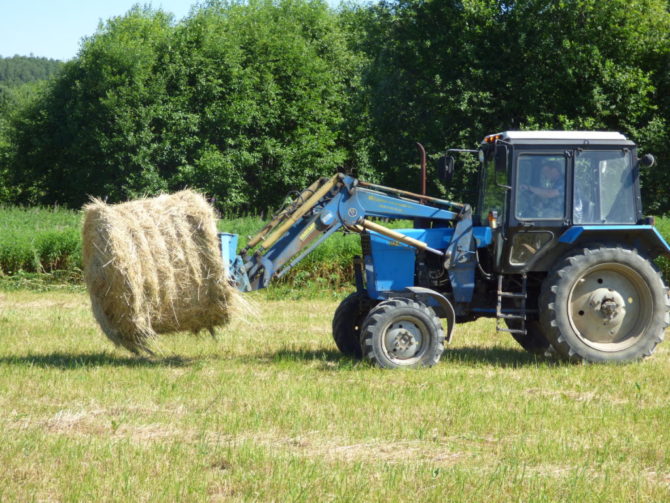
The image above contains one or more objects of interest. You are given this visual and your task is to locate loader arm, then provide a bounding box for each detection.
[224,173,474,293]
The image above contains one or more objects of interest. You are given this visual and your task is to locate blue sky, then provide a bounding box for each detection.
[0,1,207,61]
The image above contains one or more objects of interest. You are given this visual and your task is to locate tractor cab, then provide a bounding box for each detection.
[475,131,658,274]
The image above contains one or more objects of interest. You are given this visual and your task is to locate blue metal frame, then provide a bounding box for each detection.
[227,175,482,302]
[559,225,670,258]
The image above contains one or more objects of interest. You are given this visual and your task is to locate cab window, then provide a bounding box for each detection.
[515,154,566,220]
[480,156,506,224]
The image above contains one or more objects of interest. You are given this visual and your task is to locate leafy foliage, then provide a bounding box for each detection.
[0,55,63,87]
[355,0,670,209]
[4,2,368,213]
[0,55,63,203]
[3,0,670,213]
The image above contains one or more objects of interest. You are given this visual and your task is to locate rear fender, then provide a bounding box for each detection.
[558,226,670,259]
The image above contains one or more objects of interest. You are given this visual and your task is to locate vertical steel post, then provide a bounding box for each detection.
[416,142,427,197]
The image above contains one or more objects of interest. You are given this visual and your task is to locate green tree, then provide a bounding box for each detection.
[6,0,670,214]
[6,1,367,213]
[0,56,63,203]
[0,56,63,87]
[162,0,370,212]
[8,6,174,205]
[355,0,670,210]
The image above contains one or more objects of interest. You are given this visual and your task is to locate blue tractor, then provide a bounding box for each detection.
[223,131,670,367]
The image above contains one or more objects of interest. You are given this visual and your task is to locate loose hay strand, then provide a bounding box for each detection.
[82,190,247,355]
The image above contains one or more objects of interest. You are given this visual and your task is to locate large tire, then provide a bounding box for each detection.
[332,292,374,358]
[505,319,552,356]
[360,298,445,369]
[539,246,669,362]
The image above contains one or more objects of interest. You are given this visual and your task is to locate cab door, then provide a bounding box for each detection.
[477,146,508,273]
[502,149,571,273]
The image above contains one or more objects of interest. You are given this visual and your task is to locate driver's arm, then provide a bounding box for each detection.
[529,186,559,198]
[520,185,559,198]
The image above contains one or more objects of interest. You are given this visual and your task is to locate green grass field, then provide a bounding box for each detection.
[0,207,363,294]
[2,205,669,293]
[1,289,669,501]
[0,206,81,274]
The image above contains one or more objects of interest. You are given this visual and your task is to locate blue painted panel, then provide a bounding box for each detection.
[365,226,492,299]
[365,228,449,299]
[473,226,493,247]
[558,225,670,256]
[558,226,584,243]
[366,232,417,298]
[219,233,239,275]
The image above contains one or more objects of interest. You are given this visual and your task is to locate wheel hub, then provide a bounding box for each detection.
[385,321,423,359]
[569,263,651,350]
[588,288,626,325]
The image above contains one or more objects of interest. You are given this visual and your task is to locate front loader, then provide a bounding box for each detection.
[222,131,670,367]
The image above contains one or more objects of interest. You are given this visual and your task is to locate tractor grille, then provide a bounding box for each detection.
[360,232,372,257]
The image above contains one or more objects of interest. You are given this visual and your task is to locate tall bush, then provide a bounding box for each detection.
[353,0,670,209]
[6,1,368,213]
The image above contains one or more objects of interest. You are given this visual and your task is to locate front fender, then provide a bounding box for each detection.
[405,286,456,342]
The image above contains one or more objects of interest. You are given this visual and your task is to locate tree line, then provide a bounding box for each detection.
[1,0,669,214]
[0,56,63,88]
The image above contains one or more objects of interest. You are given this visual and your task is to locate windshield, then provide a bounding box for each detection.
[573,150,635,224]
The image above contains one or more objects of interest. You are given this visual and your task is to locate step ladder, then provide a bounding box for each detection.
[496,274,529,336]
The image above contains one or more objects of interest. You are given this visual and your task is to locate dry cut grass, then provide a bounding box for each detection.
[1,289,670,501]
[82,191,244,354]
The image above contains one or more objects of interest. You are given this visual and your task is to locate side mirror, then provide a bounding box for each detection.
[437,155,455,182]
[639,153,655,168]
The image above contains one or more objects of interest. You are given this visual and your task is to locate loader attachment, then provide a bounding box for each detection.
[219,173,473,294]
[220,233,251,291]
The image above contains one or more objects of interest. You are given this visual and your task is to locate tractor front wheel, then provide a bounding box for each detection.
[540,246,669,362]
[332,292,376,358]
[360,298,445,369]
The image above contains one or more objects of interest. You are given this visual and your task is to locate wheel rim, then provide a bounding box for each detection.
[568,262,653,352]
[381,316,429,363]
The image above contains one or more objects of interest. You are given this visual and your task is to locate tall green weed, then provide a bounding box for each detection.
[2,206,670,294]
[653,217,670,278]
[0,206,81,274]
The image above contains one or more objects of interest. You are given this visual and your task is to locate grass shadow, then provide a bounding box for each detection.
[253,348,360,370]
[271,348,344,362]
[442,346,556,367]
[265,346,555,369]
[0,351,192,369]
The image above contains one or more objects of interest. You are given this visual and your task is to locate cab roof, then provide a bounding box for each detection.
[482,131,632,145]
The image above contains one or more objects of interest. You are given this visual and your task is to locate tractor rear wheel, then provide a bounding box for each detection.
[505,319,552,356]
[539,246,669,362]
[332,292,375,358]
[360,298,445,369]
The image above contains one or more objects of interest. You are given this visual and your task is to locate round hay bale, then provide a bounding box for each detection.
[82,190,237,354]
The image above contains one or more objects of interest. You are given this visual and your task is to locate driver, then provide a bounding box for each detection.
[520,160,564,218]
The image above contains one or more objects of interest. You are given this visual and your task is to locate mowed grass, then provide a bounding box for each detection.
[1,290,669,501]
